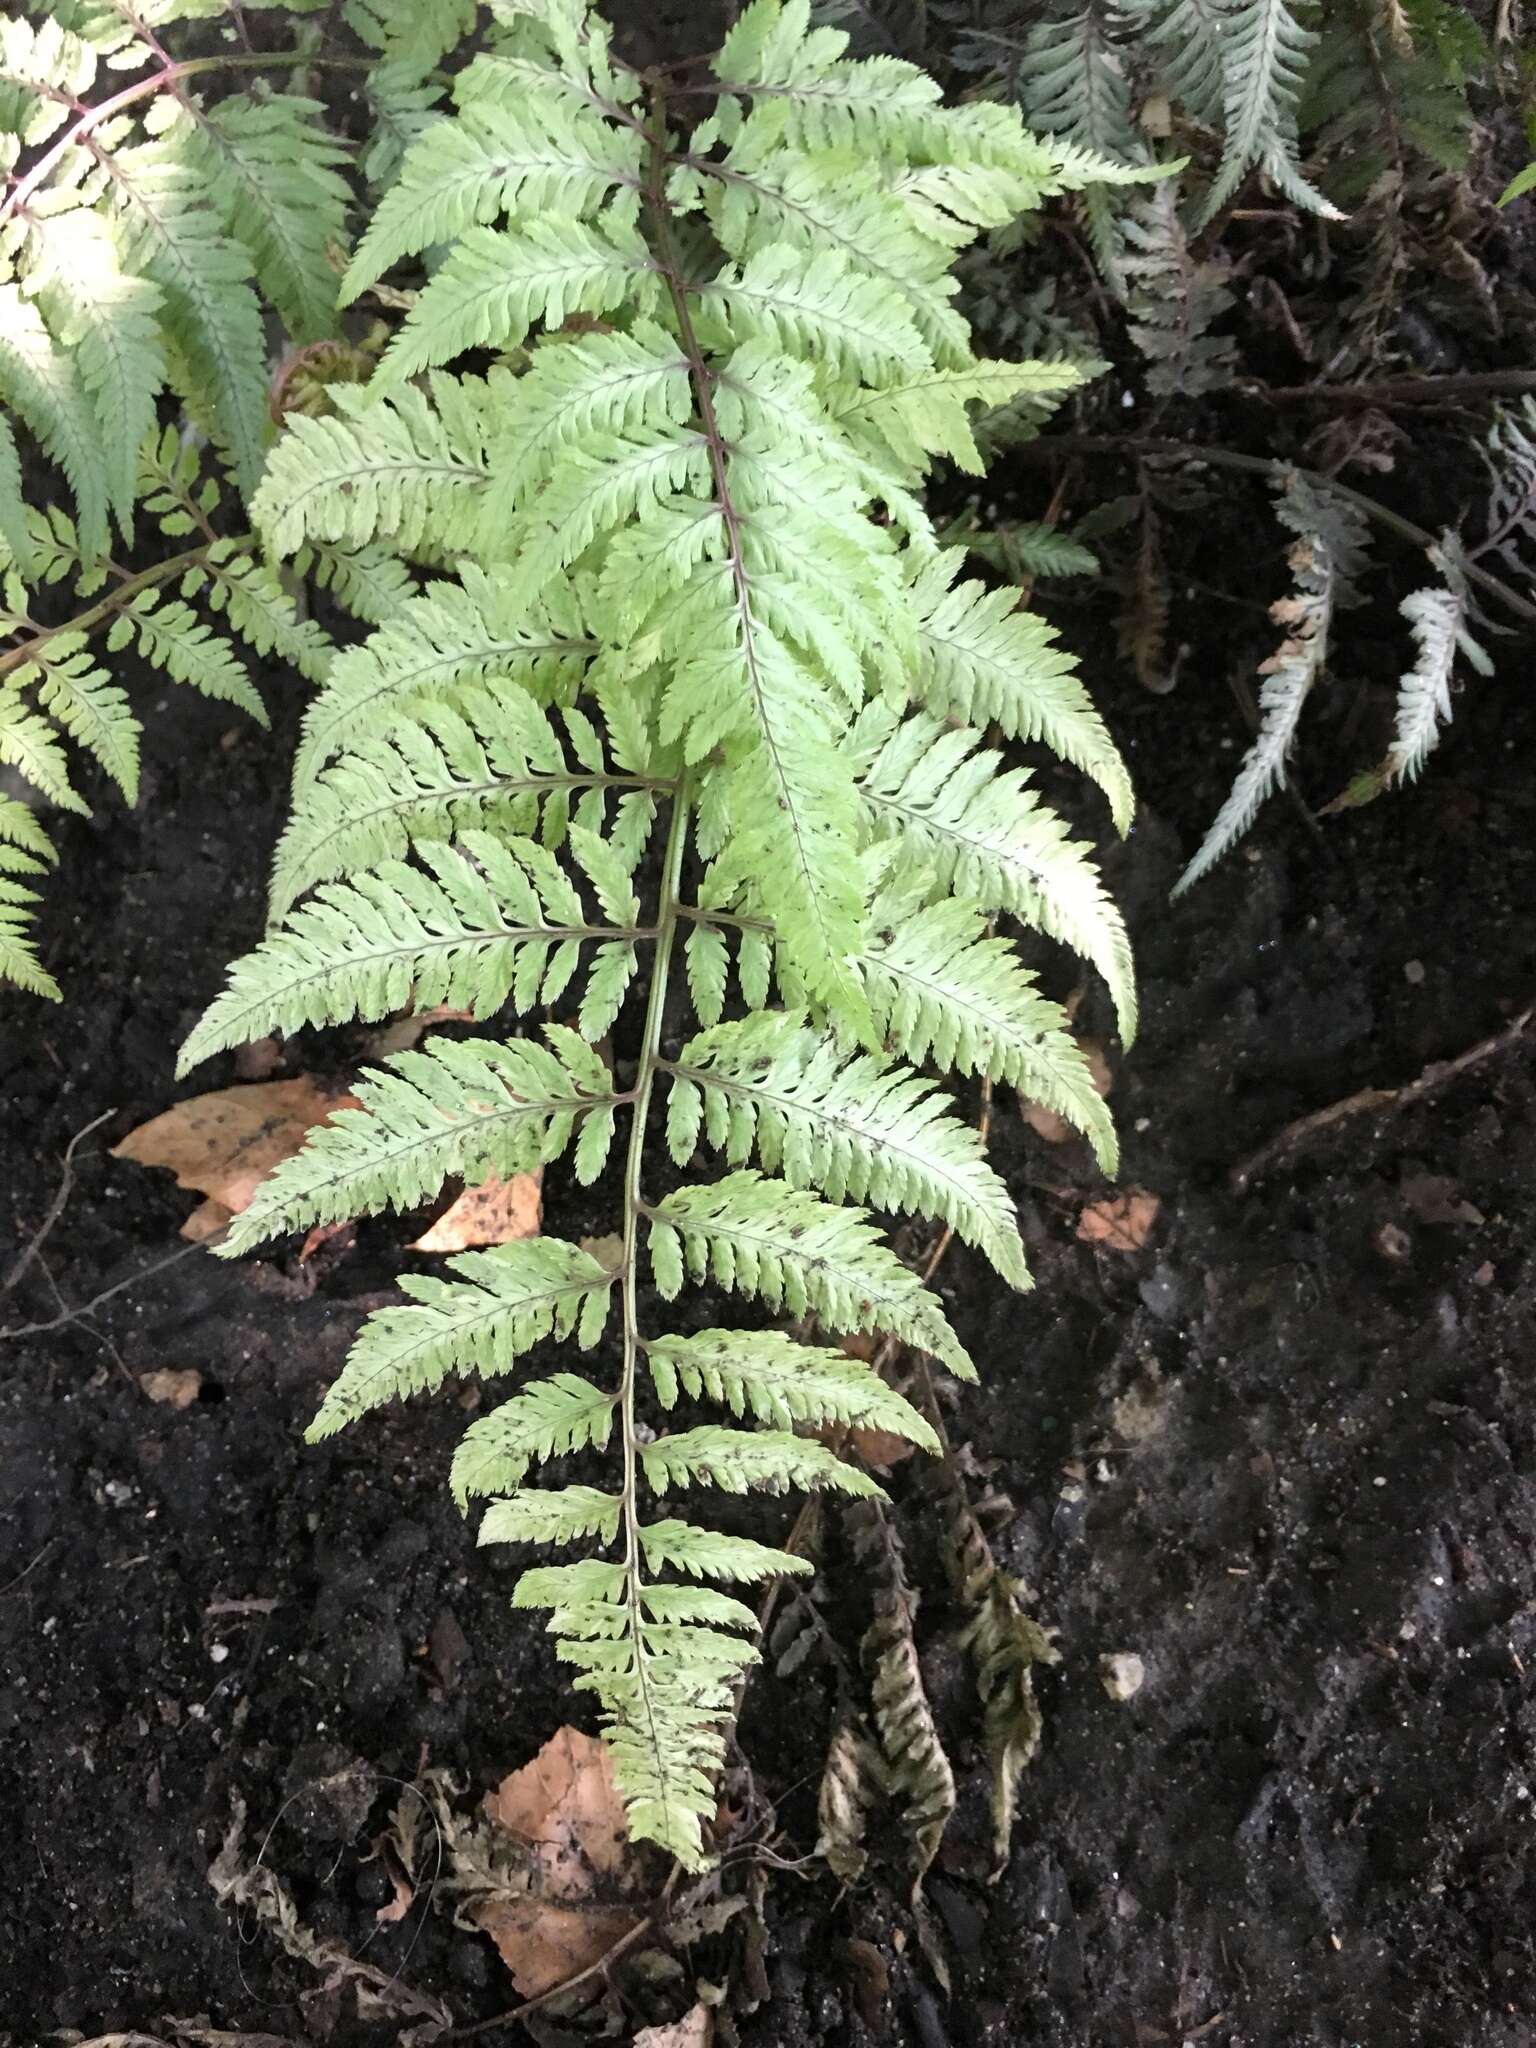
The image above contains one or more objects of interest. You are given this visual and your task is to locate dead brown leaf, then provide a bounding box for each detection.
[410,1168,542,1253]
[474,1726,642,1998]
[374,1859,415,1926]
[1076,1190,1161,1252]
[113,1079,361,1241]
[232,1035,283,1081]
[140,1368,202,1408]
[366,1003,477,1058]
[635,2006,713,2048]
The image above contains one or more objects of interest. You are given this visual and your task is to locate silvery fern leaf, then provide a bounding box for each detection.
[1383,580,1490,786]
[647,1328,939,1447]
[452,1375,619,1505]
[1201,0,1340,223]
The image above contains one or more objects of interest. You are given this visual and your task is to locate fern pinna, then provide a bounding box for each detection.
[184,0,1137,1867]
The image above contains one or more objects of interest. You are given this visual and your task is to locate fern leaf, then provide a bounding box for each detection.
[856,708,1137,1043]
[252,380,493,559]
[0,284,109,559]
[1176,471,1369,891]
[20,638,138,801]
[479,1485,623,1548]
[700,244,930,383]
[223,1029,617,1254]
[111,133,272,497]
[201,546,337,689]
[637,1518,811,1582]
[306,1240,616,1439]
[179,832,634,1071]
[910,552,1134,832]
[830,359,1089,478]
[371,215,659,390]
[1203,0,1340,222]
[1383,581,1490,785]
[451,1370,619,1506]
[344,96,643,301]
[0,872,58,999]
[667,1012,1029,1286]
[717,0,943,155]
[647,1327,937,1448]
[641,1425,884,1499]
[0,411,32,573]
[0,687,87,815]
[27,210,164,539]
[858,877,1118,1173]
[192,93,352,343]
[851,1498,955,1882]
[648,1168,974,1380]
[292,567,593,788]
[273,681,637,912]
[109,594,265,724]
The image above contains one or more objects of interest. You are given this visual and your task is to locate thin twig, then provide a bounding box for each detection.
[1230,1003,1534,1193]
[0,1540,57,1599]
[2,1108,116,1296]
[0,1230,224,1341]
[1256,371,1536,408]
[1019,436,1536,631]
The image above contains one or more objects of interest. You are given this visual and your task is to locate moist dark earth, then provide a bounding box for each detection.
[4,455,1536,2044]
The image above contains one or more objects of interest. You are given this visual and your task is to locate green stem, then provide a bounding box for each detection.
[0,537,251,681]
[616,776,691,1781]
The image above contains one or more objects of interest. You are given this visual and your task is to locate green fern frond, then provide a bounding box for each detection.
[855,707,1137,1043]
[648,1328,938,1447]
[452,1372,618,1506]
[251,379,495,559]
[648,1168,975,1380]
[370,213,661,393]
[909,551,1133,832]
[224,1027,619,1255]
[641,1425,884,1499]
[190,93,351,345]
[271,680,655,914]
[858,873,1119,1171]
[20,637,138,800]
[0,793,58,997]
[637,1519,810,1582]
[289,566,595,788]
[1202,0,1339,222]
[306,1239,616,1439]
[179,831,641,1071]
[0,284,109,560]
[716,0,943,155]
[665,1011,1029,1286]
[344,95,644,303]
[0,685,86,814]
[479,1485,624,1549]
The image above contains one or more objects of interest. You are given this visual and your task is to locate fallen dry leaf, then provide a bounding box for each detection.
[410,1167,542,1253]
[140,1367,202,1408]
[375,1858,415,1926]
[635,2006,714,2048]
[367,1003,477,1058]
[298,1217,355,1264]
[1076,1190,1161,1252]
[1021,1035,1112,1147]
[233,1035,284,1080]
[113,1079,361,1241]
[475,1726,642,1998]
[579,1232,625,1273]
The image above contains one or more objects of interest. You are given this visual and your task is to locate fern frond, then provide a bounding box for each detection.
[716,0,943,156]
[19,637,138,800]
[251,380,494,559]
[179,832,640,1072]
[479,1485,623,1549]
[272,681,654,913]
[306,1239,616,1438]
[1123,181,1237,399]
[224,1027,618,1255]
[110,133,272,497]
[856,707,1137,1042]
[700,244,930,383]
[452,1372,619,1505]
[109,592,265,723]
[858,872,1119,1171]
[1202,0,1339,222]
[641,1424,884,1499]
[648,1168,974,1380]
[190,93,352,345]
[1176,470,1369,891]
[371,214,660,392]
[909,551,1133,832]
[290,567,595,788]
[637,1519,810,1582]
[0,795,58,997]
[1382,579,1490,786]
[0,686,87,815]
[0,284,109,560]
[344,96,643,302]
[665,1011,1029,1286]
[647,1327,939,1446]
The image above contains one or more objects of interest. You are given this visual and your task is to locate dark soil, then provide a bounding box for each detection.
[3,536,1535,2048]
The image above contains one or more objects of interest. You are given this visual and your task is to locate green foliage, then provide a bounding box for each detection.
[187,0,1131,1869]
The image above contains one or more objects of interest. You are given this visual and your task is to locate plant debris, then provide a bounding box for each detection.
[1076,1190,1162,1251]
[112,1079,360,1241]
[409,1168,542,1253]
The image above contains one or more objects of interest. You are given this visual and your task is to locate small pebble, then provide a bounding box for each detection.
[1404,959,1426,984]
[208,1643,230,1664]
[1100,1652,1146,1702]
